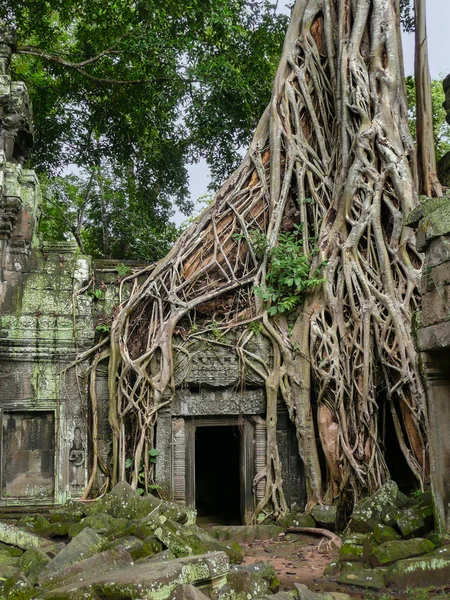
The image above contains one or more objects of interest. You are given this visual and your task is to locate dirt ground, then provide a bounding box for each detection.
[239,531,450,599]
[240,531,343,594]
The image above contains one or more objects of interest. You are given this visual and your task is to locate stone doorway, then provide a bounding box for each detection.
[195,425,241,524]
[1,411,55,501]
[185,417,255,524]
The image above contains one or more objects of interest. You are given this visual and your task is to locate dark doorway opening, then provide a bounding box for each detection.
[195,425,241,524]
[377,391,417,493]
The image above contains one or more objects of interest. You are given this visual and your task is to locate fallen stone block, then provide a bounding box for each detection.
[386,545,450,589]
[276,512,316,529]
[209,525,284,543]
[169,584,211,600]
[372,524,400,544]
[311,505,337,531]
[337,568,385,590]
[370,538,434,566]
[17,547,50,583]
[230,561,280,593]
[294,583,335,600]
[39,546,133,591]
[42,551,229,600]
[40,527,102,579]
[0,522,49,551]
[349,481,398,533]
[395,505,433,538]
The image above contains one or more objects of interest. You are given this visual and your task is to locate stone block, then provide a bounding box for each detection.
[386,545,450,589]
[311,505,337,530]
[209,525,284,543]
[169,584,211,600]
[395,505,433,538]
[417,321,450,351]
[420,286,450,328]
[421,261,450,294]
[426,235,450,267]
[0,522,48,551]
[369,538,434,566]
[349,481,398,533]
[17,547,50,583]
[41,528,102,580]
[41,552,229,600]
[337,568,385,590]
[39,547,133,592]
[372,524,400,543]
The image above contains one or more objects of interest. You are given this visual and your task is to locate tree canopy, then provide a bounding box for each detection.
[3,0,288,259]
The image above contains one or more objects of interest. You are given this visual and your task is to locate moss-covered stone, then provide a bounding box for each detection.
[276,512,316,529]
[386,547,450,589]
[68,513,114,538]
[370,538,435,566]
[311,505,337,531]
[209,525,284,543]
[0,543,23,557]
[231,561,280,593]
[349,481,398,533]
[337,568,385,590]
[17,547,50,583]
[396,506,433,538]
[373,524,400,544]
[2,573,35,600]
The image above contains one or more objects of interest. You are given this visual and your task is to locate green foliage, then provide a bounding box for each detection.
[406,76,450,162]
[4,0,288,259]
[39,169,180,260]
[95,323,111,334]
[116,263,131,278]
[125,448,160,495]
[91,289,105,301]
[255,225,326,316]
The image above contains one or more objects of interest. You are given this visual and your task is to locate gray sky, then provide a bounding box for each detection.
[180,0,450,225]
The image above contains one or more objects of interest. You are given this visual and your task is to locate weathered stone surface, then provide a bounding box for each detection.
[349,481,398,533]
[337,568,385,590]
[150,518,243,563]
[420,286,450,328]
[0,522,48,551]
[311,505,337,530]
[369,538,434,566]
[42,551,229,600]
[210,525,284,543]
[395,505,433,538]
[84,482,192,524]
[17,547,50,583]
[372,524,400,544]
[68,513,114,537]
[219,569,270,600]
[2,572,35,600]
[39,547,133,591]
[386,545,450,588]
[276,513,316,528]
[41,527,102,579]
[339,535,366,561]
[294,583,335,600]
[136,549,176,564]
[418,321,450,351]
[168,584,211,600]
[231,562,280,593]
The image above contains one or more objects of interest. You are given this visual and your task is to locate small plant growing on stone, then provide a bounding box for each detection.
[116,263,131,278]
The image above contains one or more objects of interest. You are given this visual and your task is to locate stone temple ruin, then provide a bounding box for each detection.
[0,41,303,522]
[0,37,450,532]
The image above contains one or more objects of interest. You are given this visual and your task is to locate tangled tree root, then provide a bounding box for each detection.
[83,0,429,519]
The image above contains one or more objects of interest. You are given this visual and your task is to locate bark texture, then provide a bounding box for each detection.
[92,0,429,517]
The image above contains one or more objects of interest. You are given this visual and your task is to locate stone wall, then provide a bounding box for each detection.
[408,194,450,532]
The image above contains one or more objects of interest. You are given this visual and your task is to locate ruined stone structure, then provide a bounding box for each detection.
[408,196,450,533]
[0,37,94,504]
[0,46,304,520]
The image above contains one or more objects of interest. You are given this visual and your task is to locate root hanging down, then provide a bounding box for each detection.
[89,0,429,518]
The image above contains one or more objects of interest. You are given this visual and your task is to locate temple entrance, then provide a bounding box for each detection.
[195,425,240,524]
[1,411,55,500]
[185,417,255,524]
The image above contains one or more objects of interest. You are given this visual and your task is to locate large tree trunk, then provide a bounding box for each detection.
[414,0,442,196]
[101,0,429,515]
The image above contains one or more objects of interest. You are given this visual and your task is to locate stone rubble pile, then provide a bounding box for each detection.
[324,481,449,591]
